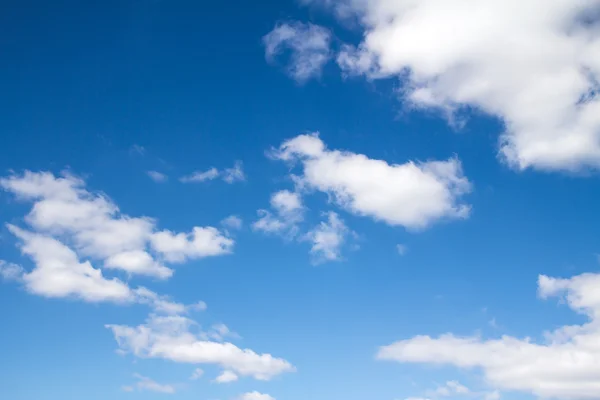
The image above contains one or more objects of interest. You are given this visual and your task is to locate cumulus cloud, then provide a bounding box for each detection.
[147,171,168,183]
[253,190,304,236]
[377,271,600,399]
[304,212,349,263]
[0,171,232,300]
[106,313,295,381]
[180,162,245,184]
[272,133,471,229]
[238,392,276,400]
[263,21,332,83]
[314,0,600,171]
[214,370,239,384]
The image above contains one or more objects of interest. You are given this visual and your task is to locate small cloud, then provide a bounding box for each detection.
[147,171,168,183]
[189,301,208,312]
[130,144,146,155]
[214,370,238,384]
[396,244,408,256]
[131,373,175,394]
[121,386,134,392]
[238,392,275,400]
[180,167,220,183]
[305,212,350,264]
[0,260,24,281]
[221,215,243,230]
[223,161,245,184]
[180,161,245,184]
[190,368,204,380]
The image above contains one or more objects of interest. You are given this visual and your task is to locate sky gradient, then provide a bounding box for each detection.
[2,1,600,400]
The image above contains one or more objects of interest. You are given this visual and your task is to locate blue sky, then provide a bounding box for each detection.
[1,1,600,400]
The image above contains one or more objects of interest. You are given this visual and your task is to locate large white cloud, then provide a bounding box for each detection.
[272,133,471,229]
[377,272,600,399]
[1,171,233,284]
[306,0,600,171]
[106,313,295,381]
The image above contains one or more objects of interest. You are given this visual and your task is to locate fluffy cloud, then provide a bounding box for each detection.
[377,272,600,399]
[313,0,600,171]
[180,161,245,184]
[253,190,304,236]
[150,227,234,263]
[106,313,295,381]
[214,370,239,384]
[263,21,332,83]
[305,212,349,263]
[238,392,276,400]
[272,133,471,229]
[0,171,232,302]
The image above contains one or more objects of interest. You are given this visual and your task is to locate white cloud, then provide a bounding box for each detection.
[7,225,133,303]
[377,271,600,399]
[190,368,204,380]
[180,167,220,183]
[150,227,233,263]
[106,313,295,381]
[238,392,276,400]
[147,171,168,183]
[272,133,471,229]
[214,370,239,384]
[221,215,243,231]
[121,385,134,392]
[317,0,600,171]
[253,190,304,236]
[263,21,332,83]
[132,373,175,394]
[0,171,232,300]
[223,161,246,183]
[305,211,349,263]
[205,323,241,342]
[180,162,245,184]
[0,260,24,281]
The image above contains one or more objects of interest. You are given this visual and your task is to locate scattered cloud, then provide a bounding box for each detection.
[253,190,304,236]
[317,0,600,171]
[221,215,243,231]
[214,370,239,384]
[132,373,175,394]
[263,21,332,83]
[180,167,220,183]
[106,313,295,381]
[190,368,204,380]
[304,212,349,263]
[147,171,168,183]
[0,260,24,281]
[272,133,471,229]
[377,271,600,399]
[0,171,232,301]
[238,392,275,400]
[223,161,246,184]
[180,162,245,184]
